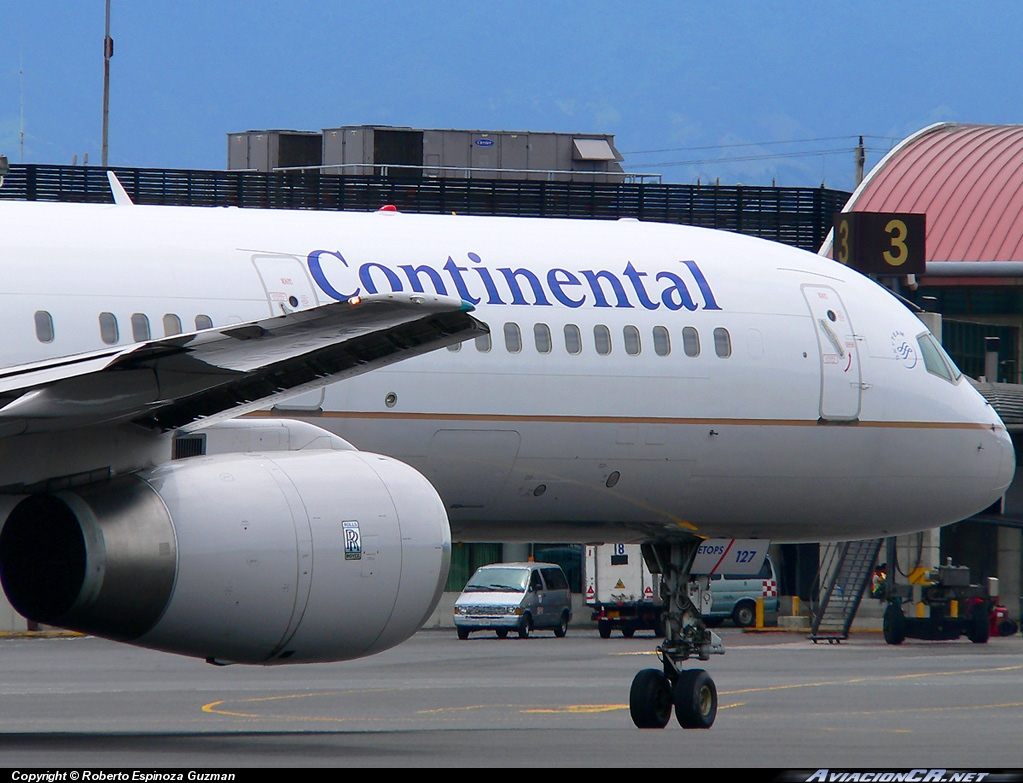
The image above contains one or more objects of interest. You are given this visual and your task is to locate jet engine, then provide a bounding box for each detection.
[0,449,451,664]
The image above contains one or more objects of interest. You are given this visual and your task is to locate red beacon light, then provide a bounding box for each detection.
[377,205,398,212]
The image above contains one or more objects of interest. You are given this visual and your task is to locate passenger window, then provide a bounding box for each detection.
[713,327,731,358]
[541,568,568,591]
[99,312,119,344]
[34,311,54,343]
[131,313,151,342]
[163,314,182,336]
[653,326,670,356]
[530,570,543,591]
[682,326,700,357]
[564,324,582,355]
[594,325,612,356]
[504,322,522,353]
[623,325,641,355]
[475,331,492,352]
[534,323,552,354]
[195,315,213,330]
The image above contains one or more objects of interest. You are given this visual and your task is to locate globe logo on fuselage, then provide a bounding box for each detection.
[890,330,918,369]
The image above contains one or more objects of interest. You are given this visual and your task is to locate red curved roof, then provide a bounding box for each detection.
[847,123,1023,262]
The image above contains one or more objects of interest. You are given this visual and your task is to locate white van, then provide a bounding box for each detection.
[454,562,572,639]
[704,556,779,627]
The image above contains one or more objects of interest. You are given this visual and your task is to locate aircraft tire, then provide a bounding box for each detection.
[629,669,672,729]
[673,669,717,729]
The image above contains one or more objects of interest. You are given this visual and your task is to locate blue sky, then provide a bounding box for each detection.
[2,1,1021,191]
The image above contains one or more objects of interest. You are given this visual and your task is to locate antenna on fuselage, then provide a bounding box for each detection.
[107,171,134,206]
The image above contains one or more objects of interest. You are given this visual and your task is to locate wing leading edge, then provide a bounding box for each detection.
[0,293,485,435]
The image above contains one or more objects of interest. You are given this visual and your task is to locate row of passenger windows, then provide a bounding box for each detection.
[34,311,214,344]
[31,309,733,361]
[448,324,733,358]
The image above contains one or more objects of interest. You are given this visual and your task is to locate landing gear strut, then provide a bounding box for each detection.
[629,541,723,729]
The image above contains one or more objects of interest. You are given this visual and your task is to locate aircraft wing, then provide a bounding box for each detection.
[0,293,485,434]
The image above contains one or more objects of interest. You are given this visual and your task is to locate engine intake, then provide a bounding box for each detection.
[0,476,176,641]
[0,450,451,664]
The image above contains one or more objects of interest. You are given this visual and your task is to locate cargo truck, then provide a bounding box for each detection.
[586,543,779,636]
[585,544,664,638]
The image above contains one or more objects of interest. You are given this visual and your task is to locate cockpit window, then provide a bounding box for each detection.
[917,332,962,383]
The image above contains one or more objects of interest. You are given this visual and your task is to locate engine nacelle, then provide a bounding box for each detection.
[0,450,451,664]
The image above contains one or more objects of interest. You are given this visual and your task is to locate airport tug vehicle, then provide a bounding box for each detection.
[880,559,1006,645]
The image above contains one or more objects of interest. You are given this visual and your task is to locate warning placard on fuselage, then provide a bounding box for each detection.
[691,539,769,576]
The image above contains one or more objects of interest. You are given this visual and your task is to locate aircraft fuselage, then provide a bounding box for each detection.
[1,201,1013,544]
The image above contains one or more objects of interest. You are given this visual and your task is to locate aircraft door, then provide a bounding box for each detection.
[253,254,324,411]
[801,285,862,421]
[253,255,320,316]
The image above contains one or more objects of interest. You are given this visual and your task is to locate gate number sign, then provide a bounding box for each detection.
[833,212,926,275]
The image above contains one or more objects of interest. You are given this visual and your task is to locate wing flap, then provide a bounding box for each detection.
[0,293,484,433]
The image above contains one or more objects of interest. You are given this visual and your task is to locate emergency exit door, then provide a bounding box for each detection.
[253,254,323,411]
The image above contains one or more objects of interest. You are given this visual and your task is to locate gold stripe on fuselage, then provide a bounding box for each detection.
[251,410,1001,431]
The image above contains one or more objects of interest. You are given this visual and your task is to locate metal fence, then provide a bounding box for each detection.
[0,164,850,252]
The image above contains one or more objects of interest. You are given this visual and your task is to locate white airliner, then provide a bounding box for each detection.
[0,183,1012,730]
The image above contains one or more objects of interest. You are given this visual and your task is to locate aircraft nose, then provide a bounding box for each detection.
[990,424,1016,496]
[968,383,1017,497]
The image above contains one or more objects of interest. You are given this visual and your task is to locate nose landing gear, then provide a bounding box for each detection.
[629,541,723,729]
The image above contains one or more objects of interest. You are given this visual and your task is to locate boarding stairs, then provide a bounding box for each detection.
[809,538,884,643]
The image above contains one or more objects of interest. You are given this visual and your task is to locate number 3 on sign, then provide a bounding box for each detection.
[836,218,850,264]
[883,219,909,266]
